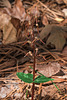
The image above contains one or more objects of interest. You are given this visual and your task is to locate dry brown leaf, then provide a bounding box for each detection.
[42,15,48,25]
[46,26,66,50]
[4,0,26,22]
[40,25,67,50]
[0,0,11,8]
[0,12,11,29]
[2,21,17,44]
[39,25,52,40]
[35,62,60,77]
[11,0,26,21]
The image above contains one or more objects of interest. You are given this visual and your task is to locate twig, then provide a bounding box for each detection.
[38,83,42,100]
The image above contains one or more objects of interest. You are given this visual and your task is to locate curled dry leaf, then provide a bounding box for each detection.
[12,0,26,21]
[35,62,60,77]
[0,12,11,29]
[4,0,26,22]
[2,21,17,44]
[42,15,48,25]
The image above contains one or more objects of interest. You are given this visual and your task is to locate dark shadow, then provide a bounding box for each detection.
[54,70,65,76]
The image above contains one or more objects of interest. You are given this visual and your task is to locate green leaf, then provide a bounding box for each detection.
[34,75,54,83]
[29,66,38,73]
[16,72,33,83]
[51,80,61,93]
[26,89,28,100]
[29,66,54,83]
[29,66,33,69]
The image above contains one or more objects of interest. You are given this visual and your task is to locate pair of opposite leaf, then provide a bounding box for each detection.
[16,72,54,83]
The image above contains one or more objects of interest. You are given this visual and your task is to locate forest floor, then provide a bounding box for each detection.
[0,0,67,100]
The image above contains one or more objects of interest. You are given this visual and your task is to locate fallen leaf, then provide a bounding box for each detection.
[4,0,26,22]
[0,0,11,8]
[39,25,67,50]
[39,25,52,40]
[12,0,26,21]
[35,62,60,77]
[0,12,11,29]
[46,26,66,50]
[2,21,17,44]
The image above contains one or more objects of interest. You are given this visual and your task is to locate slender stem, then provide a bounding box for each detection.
[31,32,36,100]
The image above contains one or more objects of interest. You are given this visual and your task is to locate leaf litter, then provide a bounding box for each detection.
[0,0,67,100]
